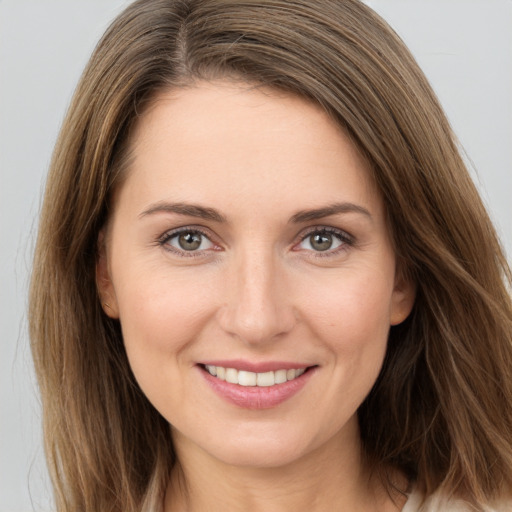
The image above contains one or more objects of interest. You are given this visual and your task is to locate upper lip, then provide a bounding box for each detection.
[199,360,313,373]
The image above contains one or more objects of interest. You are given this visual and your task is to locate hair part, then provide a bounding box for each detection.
[30,1,512,510]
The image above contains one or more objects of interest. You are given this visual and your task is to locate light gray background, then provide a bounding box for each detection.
[1,1,511,511]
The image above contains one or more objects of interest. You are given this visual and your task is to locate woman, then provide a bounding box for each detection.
[29,0,512,511]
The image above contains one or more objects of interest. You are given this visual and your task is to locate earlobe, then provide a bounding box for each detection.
[96,230,120,319]
[390,272,416,326]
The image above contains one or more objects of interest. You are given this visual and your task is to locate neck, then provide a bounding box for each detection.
[164,420,407,512]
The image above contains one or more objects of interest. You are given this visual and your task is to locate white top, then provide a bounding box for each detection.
[403,489,511,512]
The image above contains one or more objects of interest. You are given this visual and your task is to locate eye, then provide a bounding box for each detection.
[161,229,216,253]
[296,228,352,253]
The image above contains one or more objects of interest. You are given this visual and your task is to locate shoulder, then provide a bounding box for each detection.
[402,488,512,512]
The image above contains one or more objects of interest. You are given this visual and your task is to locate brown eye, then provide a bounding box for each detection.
[297,229,348,253]
[164,230,215,253]
[178,232,202,251]
[309,233,333,251]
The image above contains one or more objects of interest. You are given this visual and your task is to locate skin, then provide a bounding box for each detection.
[97,81,415,511]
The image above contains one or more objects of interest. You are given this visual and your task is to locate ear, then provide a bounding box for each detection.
[96,230,120,319]
[390,269,415,326]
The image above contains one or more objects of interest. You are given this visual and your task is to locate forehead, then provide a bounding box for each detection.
[116,81,380,219]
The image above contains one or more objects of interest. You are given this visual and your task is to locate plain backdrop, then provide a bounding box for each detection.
[1,1,511,511]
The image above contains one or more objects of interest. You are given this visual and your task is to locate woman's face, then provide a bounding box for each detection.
[98,82,414,468]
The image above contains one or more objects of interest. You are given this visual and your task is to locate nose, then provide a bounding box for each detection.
[217,248,296,346]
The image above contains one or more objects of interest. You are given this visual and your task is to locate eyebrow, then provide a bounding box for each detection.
[138,200,372,224]
[139,201,227,222]
[290,202,372,223]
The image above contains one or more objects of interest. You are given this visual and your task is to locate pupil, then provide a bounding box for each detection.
[311,233,332,251]
[179,232,201,250]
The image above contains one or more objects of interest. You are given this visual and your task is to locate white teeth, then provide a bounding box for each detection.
[257,371,275,387]
[286,369,296,380]
[205,365,308,386]
[238,370,257,387]
[225,368,238,384]
[274,369,287,384]
[205,364,217,376]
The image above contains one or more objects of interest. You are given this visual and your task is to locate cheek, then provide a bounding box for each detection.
[299,268,394,395]
[302,268,394,344]
[112,269,223,423]
[113,265,220,376]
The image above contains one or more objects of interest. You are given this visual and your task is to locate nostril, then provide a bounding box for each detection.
[216,298,297,345]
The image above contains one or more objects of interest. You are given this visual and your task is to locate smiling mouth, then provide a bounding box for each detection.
[202,365,310,387]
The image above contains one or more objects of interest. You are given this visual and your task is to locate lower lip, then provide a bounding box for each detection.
[199,366,315,410]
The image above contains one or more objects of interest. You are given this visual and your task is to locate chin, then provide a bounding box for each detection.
[192,419,338,470]
[210,439,309,469]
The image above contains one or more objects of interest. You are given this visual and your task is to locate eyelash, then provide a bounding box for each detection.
[295,226,354,257]
[157,226,218,258]
[156,225,354,258]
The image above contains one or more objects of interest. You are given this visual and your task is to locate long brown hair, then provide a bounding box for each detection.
[29,0,512,510]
